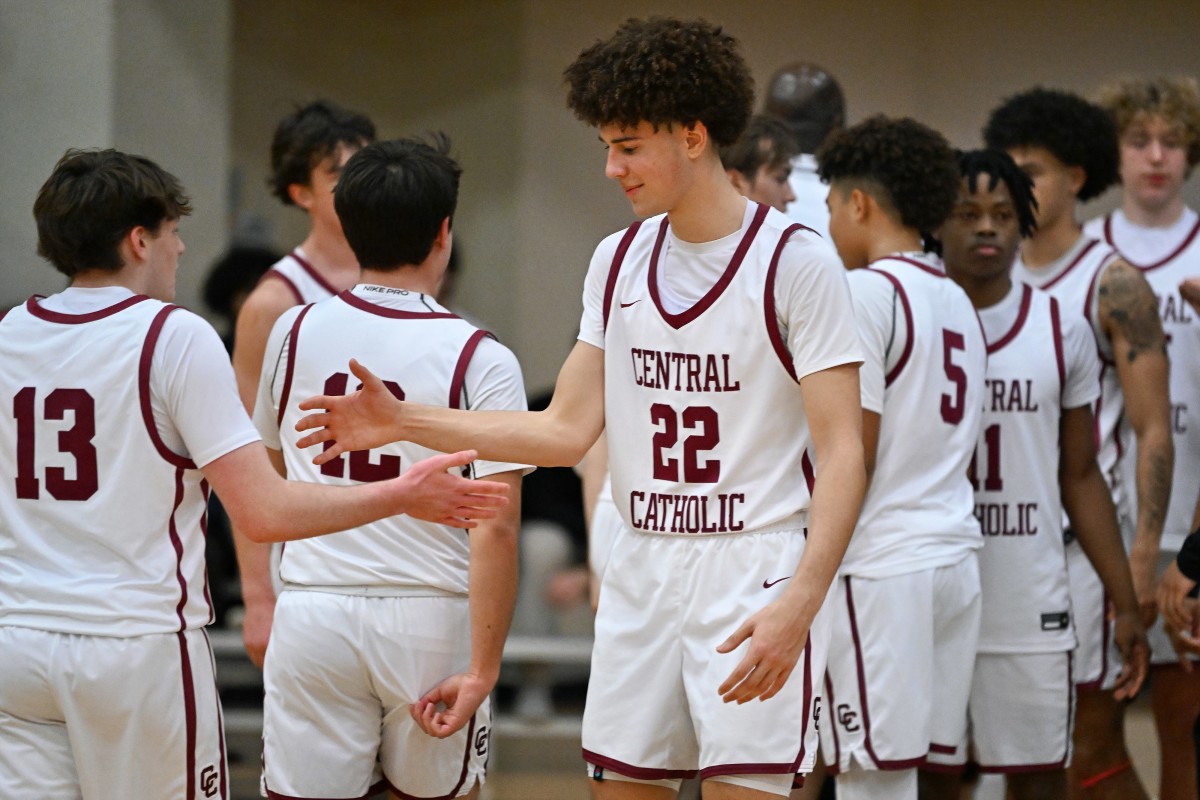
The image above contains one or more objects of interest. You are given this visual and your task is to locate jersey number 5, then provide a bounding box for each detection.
[650,402,720,483]
[13,387,98,501]
[319,372,406,482]
[941,329,968,425]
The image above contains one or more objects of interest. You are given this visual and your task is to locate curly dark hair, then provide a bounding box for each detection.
[956,149,1038,239]
[817,115,959,238]
[563,17,753,148]
[269,99,376,206]
[982,88,1118,202]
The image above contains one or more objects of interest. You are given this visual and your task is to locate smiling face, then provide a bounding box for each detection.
[940,174,1021,292]
[1119,112,1190,217]
[600,121,695,218]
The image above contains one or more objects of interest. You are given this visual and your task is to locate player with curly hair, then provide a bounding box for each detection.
[1085,76,1200,800]
[986,87,1172,800]
[814,117,987,800]
[931,148,1148,800]
[293,17,867,799]
[720,114,800,213]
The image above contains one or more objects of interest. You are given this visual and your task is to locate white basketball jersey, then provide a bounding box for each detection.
[842,255,986,578]
[262,286,527,593]
[973,284,1099,652]
[1088,209,1200,551]
[600,203,847,536]
[1013,237,1132,524]
[0,297,213,635]
[262,249,339,304]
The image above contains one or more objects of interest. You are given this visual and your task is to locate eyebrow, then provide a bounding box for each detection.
[600,135,641,144]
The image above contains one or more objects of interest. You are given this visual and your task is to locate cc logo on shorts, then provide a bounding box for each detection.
[200,764,219,797]
[475,725,490,757]
[836,703,860,733]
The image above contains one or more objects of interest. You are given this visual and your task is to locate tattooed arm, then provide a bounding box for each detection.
[1099,258,1174,624]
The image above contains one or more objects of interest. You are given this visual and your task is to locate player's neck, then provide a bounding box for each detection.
[958,273,1012,310]
[358,265,439,296]
[1123,195,1186,228]
[1021,217,1082,268]
[867,225,923,265]
[297,229,361,288]
[666,169,747,244]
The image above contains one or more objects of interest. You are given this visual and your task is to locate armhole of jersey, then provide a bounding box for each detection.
[1049,295,1067,402]
[602,222,643,334]
[260,269,303,304]
[449,329,496,410]
[764,224,804,383]
[865,269,914,387]
[139,305,197,469]
[1087,255,1117,365]
[276,304,315,427]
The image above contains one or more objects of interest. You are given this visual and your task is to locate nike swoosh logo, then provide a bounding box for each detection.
[762,577,790,589]
[620,300,641,308]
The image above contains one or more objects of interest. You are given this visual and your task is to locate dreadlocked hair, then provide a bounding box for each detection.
[957,149,1038,239]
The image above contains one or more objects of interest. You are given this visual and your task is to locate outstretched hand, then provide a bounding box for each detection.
[715,599,810,704]
[1109,608,1150,700]
[398,450,509,529]
[411,672,493,738]
[296,359,401,465]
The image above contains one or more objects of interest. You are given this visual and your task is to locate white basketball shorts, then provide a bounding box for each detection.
[0,625,227,799]
[821,553,981,773]
[581,525,826,784]
[967,650,1074,772]
[262,590,488,799]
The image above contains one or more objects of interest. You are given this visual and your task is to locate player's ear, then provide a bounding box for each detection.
[849,188,870,222]
[434,217,452,249]
[288,182,313,210]
[1066,165,1086,196]
[683,121,709,160]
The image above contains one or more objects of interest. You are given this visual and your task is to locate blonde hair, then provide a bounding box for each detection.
[1098,76,1200,167]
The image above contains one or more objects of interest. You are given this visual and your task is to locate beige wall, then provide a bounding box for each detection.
[230,0,1200,391]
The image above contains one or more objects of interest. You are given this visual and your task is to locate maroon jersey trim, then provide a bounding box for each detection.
[1037,239,1100,292]
[168,469,193,632]
[276,304,316,428]
[450,329,497,410]
[846,577,929,771]
[764,223,810,382]
[603,221,644,333]
[862,269,914,388]
[881,254,946,278]
[649,202,770,330]
[259,270,304,304]
[175,630,200,798]
[1049,296,1066,392]
[801,450,816,494]
[26,293,149,323]
[290,249,340,295]
[202,629,230,799]
[140,306,198,469]
[200,478,215,625]
[337,289,460,320]
[1103,212,1200,272]
[823,671,843,774]
[582,750,698,781]
[986,284,1033,355]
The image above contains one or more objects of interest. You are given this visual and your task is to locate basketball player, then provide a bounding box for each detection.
[0,149,507,799]
[232,99,376,668]
[1083,76,1200,800]
[763,61,845,239]
[812,117,986,800]
[294,17,867,799]
[985,87,1172,800]
[934,149,1148,800]
[721,114,800,213]
[253,136,527,799]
